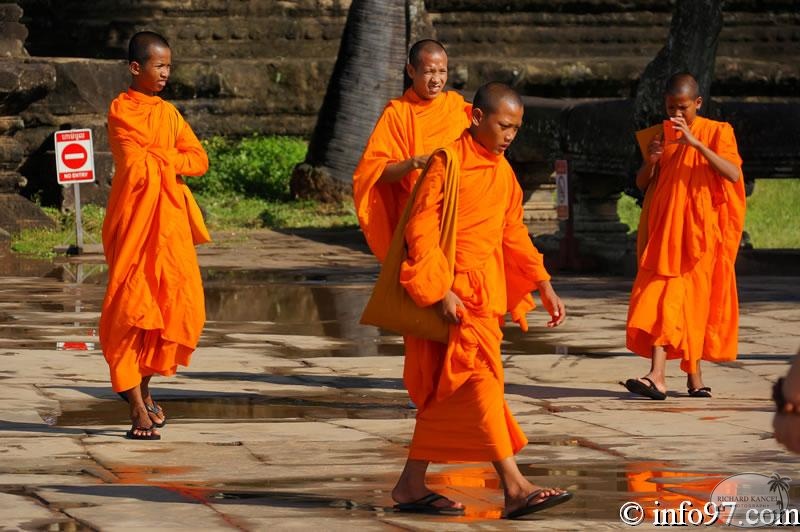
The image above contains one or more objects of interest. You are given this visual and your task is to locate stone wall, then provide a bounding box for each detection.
[9,0,800,211]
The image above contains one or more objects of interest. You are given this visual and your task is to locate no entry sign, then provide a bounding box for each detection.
[54,129,95,184]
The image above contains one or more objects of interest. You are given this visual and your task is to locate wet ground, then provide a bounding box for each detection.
[0,230,799,530]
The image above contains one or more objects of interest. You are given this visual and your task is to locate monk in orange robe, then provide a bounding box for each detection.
[390,83,572,519]
[624,73,745,400]
[353,39,471,262]
[100,31,210,439]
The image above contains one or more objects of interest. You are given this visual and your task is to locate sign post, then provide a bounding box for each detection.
[54,128,96,254]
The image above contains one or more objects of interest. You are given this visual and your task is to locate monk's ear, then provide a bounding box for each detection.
[405,63,415,80]
[695,96,703,110]
[471,107,483,127]
[129,61,142,77]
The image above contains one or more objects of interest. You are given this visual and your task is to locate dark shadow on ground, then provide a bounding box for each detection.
[271,227,371,256]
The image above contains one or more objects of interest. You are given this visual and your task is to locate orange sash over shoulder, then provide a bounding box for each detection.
[627,117,745,372]
[352,89,471,262]
[100,88,210,392]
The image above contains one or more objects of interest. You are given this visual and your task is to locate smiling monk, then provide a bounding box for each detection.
[390,82,573,520]
[100,31,210,440]
[353,39,471,262]
[624,72,746,401]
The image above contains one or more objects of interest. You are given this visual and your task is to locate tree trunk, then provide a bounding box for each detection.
[291,0,409,203]
[633,0,724,130]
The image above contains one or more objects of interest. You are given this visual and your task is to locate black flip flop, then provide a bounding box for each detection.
[688,386,712,398]
[624,377,667,400]
[504,489,573,519]
[394,493,465,516]
[146,403,167,428]
[125,424,161,440]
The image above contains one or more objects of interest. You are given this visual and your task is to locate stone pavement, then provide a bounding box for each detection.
[0,229,798,531]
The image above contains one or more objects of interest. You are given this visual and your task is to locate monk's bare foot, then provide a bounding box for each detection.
[687,373,705,391]
[129,405,159,438]
[391,484,464,511]
[504,485,569,517]
[139,381,165,426]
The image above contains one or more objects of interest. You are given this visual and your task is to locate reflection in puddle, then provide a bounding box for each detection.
[1,264,599,359]
[54,393,413,426]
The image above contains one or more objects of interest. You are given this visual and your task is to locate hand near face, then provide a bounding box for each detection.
[669,116,701,149]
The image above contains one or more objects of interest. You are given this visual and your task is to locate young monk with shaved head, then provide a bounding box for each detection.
[624,72,745,400]
[353,39,471,262]
[100,31,210,439]
[391,82,572,519]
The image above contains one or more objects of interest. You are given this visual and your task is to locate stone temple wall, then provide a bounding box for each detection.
[8,0,800,211]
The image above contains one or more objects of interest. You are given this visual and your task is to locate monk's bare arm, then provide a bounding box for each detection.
[378,155,430,184]
[693,142,741,183]
[636,162,658,191]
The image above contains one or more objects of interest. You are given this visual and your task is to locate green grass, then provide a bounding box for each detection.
[11,205,105,259]
[617,179,800,248]
[744,179,800,248]
[196,194,356,230]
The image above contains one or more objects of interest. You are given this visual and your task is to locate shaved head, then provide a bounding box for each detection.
[665,72,699,98]
[472,82,523,116]
[128,31,170,65]
[408,39,447,68]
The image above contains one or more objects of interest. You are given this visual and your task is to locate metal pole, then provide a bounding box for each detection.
[73,183,83,254]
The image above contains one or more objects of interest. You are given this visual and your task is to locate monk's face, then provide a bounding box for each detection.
[471,99,523,155]
[130,44,172,95]
[406,50,448,100]
[665,91,702,124]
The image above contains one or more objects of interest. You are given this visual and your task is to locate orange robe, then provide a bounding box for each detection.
[353,88,471,262]
[400,131,551,462]
[100,88,210,392]
[627,117,746,373]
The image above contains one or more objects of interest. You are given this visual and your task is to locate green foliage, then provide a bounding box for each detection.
[617,193,641,234]
[11,205,105,259]
[196,194,356,230]
[745,179,800,249]
[190,135,308,200]
[617,179,800,248]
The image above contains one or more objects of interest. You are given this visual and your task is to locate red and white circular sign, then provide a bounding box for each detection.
[54,128,96,184]
[61,143,88,170]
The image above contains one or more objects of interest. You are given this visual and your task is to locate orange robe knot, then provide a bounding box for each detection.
[627,117,745,373]
[402,131,550,463]
[353,88,471,262]
[100,88,210,392]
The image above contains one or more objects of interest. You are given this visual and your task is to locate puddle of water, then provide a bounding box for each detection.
[53,393,414,426]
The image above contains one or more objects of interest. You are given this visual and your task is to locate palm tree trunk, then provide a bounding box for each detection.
[291,0,409,203]
[633,0,724,129]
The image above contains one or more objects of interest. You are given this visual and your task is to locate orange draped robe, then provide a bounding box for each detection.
[100,88,210,392]
[400,131,551,462]
[353,88,471,262]
[627,117,746,373]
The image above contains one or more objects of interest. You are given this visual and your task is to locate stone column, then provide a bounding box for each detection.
[0,2,56,236]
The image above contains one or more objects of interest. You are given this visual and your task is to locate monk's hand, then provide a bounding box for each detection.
[647,134,664,164]
[411,154,431,170]
[537,280,566,328]
[439,290,464,325]
[669,116,701,148]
